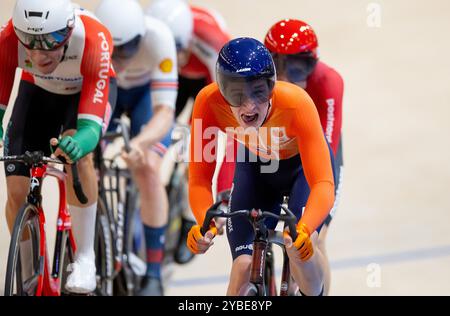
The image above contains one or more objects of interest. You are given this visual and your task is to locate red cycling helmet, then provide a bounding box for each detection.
[264,19,318,58]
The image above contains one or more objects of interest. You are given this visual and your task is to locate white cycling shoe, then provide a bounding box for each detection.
[65,256,97,294]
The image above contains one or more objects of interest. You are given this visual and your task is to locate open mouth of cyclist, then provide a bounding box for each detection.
[241,113,258,124]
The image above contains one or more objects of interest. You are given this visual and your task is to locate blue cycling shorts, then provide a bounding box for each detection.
[226,141,338,260]
[107,82,173,156]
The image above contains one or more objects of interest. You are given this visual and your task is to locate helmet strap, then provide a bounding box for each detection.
[259,101,272,127]
[60,44,69,62]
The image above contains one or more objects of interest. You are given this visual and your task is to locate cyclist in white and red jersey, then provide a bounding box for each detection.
[147,0,231,265]
[96,0,178,296]
[0,0,116,294]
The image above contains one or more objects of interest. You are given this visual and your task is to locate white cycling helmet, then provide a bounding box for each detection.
[146,0,193,50]
[95,0,145,46]
[12,0,75,50]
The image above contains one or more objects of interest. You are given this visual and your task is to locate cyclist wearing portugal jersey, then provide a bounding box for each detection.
[186,38,335,296]
[147,0,231,265]
[0,0,116,294]
[95,0,178,296]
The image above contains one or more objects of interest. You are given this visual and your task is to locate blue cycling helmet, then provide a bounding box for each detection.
[216,37,276,107]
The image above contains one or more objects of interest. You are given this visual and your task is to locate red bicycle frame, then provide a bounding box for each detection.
[31,163,77,296]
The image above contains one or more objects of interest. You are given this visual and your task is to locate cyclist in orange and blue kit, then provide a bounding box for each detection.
[186,38,336,296]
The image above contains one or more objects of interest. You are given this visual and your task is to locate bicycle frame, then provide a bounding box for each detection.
[28,163,77,296]
[267,231,293,296]
[249,218,269,294]
[201,203,298,296]
[96,150,125,273]
[95,137,144,295]
[97,151,134,277]
[251,214,299,296]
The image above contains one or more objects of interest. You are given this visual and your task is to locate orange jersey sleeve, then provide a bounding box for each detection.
[188,84,222,225]
[280,83,335,232]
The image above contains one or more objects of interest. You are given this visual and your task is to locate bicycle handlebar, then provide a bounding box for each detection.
[0,151,88,204]
[0,152,63,165]
[200,202,298,241]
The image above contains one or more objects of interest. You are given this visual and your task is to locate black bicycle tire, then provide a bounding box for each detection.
[119,181,143,295]
[94,198,114,296]
[238,282,261,296]
[112,269,130,296]
[264,245,278,296]
[164,165,187,261]
[4,203,41,296]
[265,262,277,296]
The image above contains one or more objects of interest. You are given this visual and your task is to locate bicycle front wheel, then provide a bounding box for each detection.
[4,203,41,296]
[94,198,114,296]
[238,283,261,296]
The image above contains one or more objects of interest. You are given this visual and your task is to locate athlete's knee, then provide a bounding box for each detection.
[6,180,29,216]
[232,255,252,276]
[6,180,28,205]
[227,255,252,295]
[134,163,158,183]
[133,152,162,180]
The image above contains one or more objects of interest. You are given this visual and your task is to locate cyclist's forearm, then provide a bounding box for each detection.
[134,105,174,148]
[189,178,214,225]
[72,119,102,157]
[299,180,335,233]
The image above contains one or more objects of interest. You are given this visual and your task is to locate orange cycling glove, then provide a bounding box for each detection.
[187,224,218,254]
[284,222,313,261]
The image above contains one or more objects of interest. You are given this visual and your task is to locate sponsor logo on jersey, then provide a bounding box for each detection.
[33,74,82,82]
[326,98,335,143]
[159,58,173,73]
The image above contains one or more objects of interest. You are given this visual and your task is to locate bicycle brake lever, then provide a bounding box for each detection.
[280,205,298,241]
[201,201,223,235]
